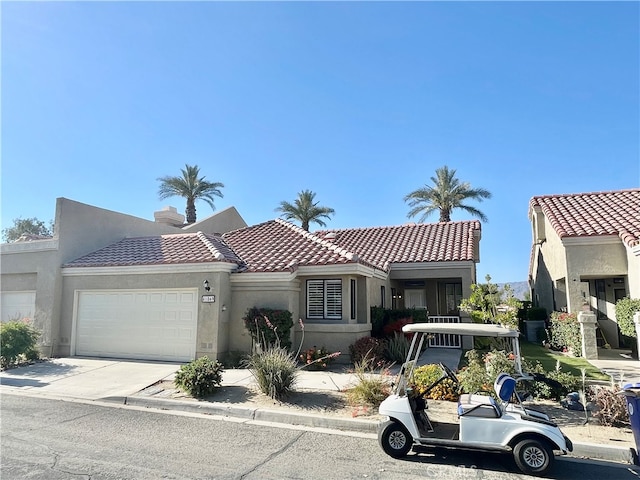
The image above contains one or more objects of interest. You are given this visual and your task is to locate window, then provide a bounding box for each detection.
[381,286,386,308]
[307,280,342,319]
[350,279,357,320]
[444,283,462,314]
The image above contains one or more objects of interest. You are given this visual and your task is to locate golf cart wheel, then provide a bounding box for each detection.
[379,420,413,458]
[513,438,554,475]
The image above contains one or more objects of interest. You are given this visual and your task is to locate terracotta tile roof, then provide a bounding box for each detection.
[315,221,481,270]
[530,189,640,247]
[64,218,481,273]
[64,232,243,267]
[221,218,368,273]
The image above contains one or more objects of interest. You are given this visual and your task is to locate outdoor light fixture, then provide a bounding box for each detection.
[203,280,210,291]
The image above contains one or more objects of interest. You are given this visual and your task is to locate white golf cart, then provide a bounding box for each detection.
[378,322,573,476]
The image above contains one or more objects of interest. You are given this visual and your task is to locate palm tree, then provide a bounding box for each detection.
[404,165,492,223]
[276,190,335,231]
[157,164,224,224]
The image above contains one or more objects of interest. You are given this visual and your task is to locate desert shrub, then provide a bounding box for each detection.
[0,320,40,369]
[520,359,582,400]
[244,345,298,400]
[385,332,410,364]
[345,354,392,412]
[590,384,630,427]
[457,349,491,394]
[348,336,387,368]
[457,349,517,395]
[298,346,337,371]
[615,297,640,338]
[411,364,458,401]
[174,356,224,398]
[243,307,293,350]
[549,311,582,356]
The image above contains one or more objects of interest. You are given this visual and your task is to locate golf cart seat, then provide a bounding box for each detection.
[458,374,516,418]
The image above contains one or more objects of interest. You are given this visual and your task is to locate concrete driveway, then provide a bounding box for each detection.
[0,357,180,401]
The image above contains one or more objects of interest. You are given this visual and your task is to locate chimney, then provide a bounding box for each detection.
[154,206,185,227]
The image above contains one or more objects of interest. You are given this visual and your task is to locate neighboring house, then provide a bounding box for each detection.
[528,189,640,348]
[0,197,482,363]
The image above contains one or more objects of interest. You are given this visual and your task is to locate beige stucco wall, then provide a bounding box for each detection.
[0,198,248,359]
[626,246,640,299]
[182,206,247,234]
[228,276,301,355]
[564,239,628,314]
[0,241,61,355]
[59,267,233,359]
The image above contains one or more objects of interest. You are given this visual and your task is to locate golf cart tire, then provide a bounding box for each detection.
[379,420,413,458]
[513,438,554,475]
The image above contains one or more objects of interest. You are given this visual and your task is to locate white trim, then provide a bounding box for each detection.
[632,244,640,257]
[230,272,297,283]
[296,263,378,277]
[63,263,237,276]
[388,261,473,271]
[562,235,621,246]
[1,239,58,253]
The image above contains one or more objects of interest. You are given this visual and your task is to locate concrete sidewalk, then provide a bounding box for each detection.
[1,348,639,466]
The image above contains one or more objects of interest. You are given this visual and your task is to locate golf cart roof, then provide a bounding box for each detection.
[402,322,520,338]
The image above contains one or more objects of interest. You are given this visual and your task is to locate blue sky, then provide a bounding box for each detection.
[2,1,638,284]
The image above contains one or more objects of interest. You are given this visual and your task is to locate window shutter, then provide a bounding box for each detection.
[325,280,342,319]
[307,280,324,318]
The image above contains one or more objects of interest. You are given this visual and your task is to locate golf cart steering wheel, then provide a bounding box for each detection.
[440,362,459,384]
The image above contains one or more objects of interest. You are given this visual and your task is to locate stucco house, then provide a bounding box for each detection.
[1,197,482,363]
[528,188,640,348]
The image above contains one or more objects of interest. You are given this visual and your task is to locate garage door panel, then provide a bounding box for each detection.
[76,289,197,362]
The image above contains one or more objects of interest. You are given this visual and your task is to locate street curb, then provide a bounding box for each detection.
[120,396,380,433]
[113,395,633,463]
[569,442,634,465]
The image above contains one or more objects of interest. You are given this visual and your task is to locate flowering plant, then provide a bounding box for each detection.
[299,346,338,370]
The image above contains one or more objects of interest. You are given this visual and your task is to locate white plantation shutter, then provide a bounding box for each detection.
[306,279,342,319]
[307,280,325,318]
[325,280,342,319]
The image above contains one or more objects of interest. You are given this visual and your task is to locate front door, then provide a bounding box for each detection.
[405,289,426,310]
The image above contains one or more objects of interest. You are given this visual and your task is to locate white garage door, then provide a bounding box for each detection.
[1,291,36,322]
[75,289,198,362]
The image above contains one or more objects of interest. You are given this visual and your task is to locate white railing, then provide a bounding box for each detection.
[426,315,461,348]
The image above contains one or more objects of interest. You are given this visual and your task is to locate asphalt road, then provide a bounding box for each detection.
[2,393,638,480]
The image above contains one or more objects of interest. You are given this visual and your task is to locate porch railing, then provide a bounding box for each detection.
[426,315,461,348]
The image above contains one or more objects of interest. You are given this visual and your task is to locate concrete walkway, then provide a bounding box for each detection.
[1,347,639,466]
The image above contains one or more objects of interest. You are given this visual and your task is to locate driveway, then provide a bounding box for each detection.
[0,357,179,401]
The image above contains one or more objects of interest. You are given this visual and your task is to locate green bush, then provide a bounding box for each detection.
[243,307,293,350]
[615,297,640,338]
[244,345,298,400]
[520,360,582,400]
[174,356,224,398]
[527,307,548,321]
[457,349,518,395]
[348,336,387,368]
[549,311,582,356]
[370,307,428,337]
[0,320,40,369]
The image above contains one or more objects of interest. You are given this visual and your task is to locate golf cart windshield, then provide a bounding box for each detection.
[395,322,523,395]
